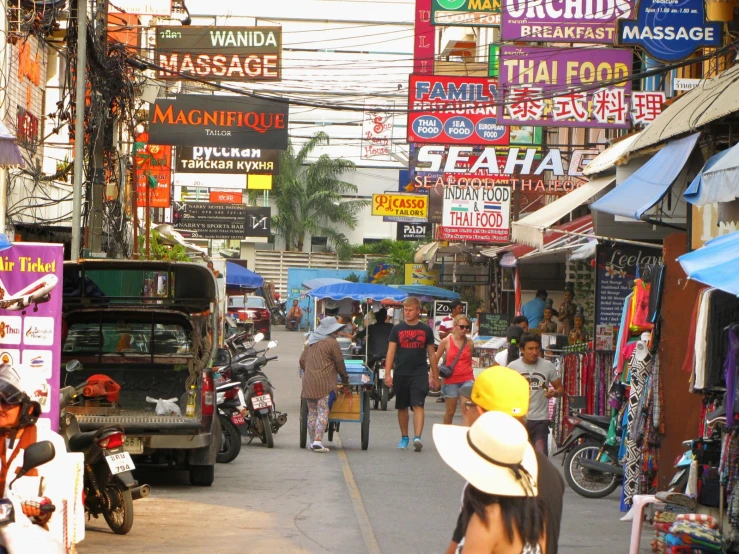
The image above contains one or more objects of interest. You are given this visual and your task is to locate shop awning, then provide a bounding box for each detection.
[678,231,739,296]
[225,262,264,289]
[582,133,641,177]
[511,175,615,248]
[629,64,739,153]
[302,278,349,290]
[683,143,739,206]
[590,133,700,220]
[391,285,460,300]
[482,215,594,266]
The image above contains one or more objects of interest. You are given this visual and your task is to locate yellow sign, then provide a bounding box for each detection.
[248,174,272,190]
[372,194,428,218]
[405,264,440,286]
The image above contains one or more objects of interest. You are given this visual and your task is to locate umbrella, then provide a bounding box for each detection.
[678,231,739,296]
[302,278,349,290]
[391,285,460,301]
[306,282,408,302]
[225,262,264,289]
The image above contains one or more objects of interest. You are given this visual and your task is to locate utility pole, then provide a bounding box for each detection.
[88,0,107,254]
[71,0,87,260]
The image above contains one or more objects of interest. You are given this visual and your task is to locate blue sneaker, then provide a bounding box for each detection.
[397,436,409,449]
[413,436,423,452]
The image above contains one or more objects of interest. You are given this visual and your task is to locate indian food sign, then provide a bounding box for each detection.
[440,185,512,243]
[156,26,282,81]
[501,0,634,43]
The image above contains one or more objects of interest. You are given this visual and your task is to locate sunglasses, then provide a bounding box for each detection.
[457,325,470,330]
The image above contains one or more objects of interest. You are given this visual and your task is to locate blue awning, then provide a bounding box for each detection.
[302,278,349,290]
[391,285,460,300]
[684,143,739,206]
[590,133,700,220]
[678,231,739,296]
[225,262,264,289]
[306,282,408,302]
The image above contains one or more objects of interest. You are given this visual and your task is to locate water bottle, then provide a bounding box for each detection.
[186,384,197,417]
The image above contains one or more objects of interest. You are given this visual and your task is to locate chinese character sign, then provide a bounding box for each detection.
[0,243,63,430]
[498,47,644,128]
[361,101,394,160]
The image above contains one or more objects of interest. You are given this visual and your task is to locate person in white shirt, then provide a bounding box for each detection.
[494,325,524,367]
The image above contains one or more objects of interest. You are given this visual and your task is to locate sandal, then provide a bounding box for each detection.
[310,444,330,453]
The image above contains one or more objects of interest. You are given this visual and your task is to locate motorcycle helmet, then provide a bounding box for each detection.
[0,364,41,431]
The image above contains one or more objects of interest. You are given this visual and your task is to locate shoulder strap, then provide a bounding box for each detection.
[447,339,465,369]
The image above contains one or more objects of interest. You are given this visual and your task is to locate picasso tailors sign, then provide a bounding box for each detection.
[501,0,634,43]
[175,146,280,175]
[431,0,501,26]
[148,95,289,149]
[440,185,511,243]
[408,75,508,145]
[498,46,633,128]
[156,26,282,81]
[616,0,721,62]
[372,194,429,218]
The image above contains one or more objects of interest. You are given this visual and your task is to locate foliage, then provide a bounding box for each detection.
[270,132,369,256]
[459,286,483,314]
[354,240,419,285]
[344,272,361,283]
[139,230,190,262]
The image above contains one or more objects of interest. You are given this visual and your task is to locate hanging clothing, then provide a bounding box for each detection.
[726,325,739,423]
[693,289,713,391]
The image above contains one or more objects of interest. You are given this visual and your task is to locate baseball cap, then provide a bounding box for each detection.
[459,366,530,417]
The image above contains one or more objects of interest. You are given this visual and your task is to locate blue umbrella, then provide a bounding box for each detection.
[391,285,460,301]
[678,231,739,296]
[302,278,349,290]
[306,282,408,302]
[225,262,264,289]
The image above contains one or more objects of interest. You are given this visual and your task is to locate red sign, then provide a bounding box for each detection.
[209,191,243,204]
[414,0,435,75]
[135,132,171,208]
[408,75,509,145]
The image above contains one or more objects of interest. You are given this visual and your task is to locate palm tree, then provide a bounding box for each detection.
[271,132,369,255]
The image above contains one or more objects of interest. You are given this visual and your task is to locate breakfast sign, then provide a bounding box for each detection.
[0,243,63,429]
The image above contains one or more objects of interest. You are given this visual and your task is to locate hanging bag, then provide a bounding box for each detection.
[439,339,466,379]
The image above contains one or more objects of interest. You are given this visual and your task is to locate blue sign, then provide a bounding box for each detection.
[617,0,722,63]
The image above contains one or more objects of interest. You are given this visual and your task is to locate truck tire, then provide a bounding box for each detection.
[217,415,242,464]
[189,465,215,486]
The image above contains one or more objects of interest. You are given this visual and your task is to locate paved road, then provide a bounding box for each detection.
[78,329,648,553]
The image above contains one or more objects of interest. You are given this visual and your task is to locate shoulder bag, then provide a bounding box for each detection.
[439,339,466,379]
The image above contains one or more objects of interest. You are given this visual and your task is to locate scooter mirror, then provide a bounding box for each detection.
[253,333,265,343]
[12,441,55,488]
[66,360,82,373]
[267,340,278,349]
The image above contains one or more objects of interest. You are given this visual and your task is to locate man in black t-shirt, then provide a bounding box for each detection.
[355,309,394,364]
[385,297,439,452]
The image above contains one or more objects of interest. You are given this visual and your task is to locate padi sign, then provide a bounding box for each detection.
[616,0,721,62]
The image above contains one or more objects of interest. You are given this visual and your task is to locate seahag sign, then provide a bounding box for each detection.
[156,26,281,81]
[148,95,289,149]
[175,146,280,175]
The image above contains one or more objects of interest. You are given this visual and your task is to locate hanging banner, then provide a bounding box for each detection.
[111,0,172,15]
[135,133,171,208]
[361,101,394,160]
[501,0,634,44]
[156,26,282,81]
[0,243,63,430]
[498,46,638,128]
[616,0,721,62]
[408,75,508,145]
[175,203,253,239]
[414,0,435,75]
[405,264,440,285]
[175,146,279,175]
[148,95,289,149]
[397,223,430,241]
[440,185,511,242]
[431,0,501,26]
[372,194,429,218]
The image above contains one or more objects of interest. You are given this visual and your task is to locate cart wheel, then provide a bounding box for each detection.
[381,384,389,412]
[328,422,335,442]
[300,398,308,449]
[373,392,379,410]
[361,391,370,451]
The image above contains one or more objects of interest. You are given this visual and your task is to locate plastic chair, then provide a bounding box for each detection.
[625,494,657,554]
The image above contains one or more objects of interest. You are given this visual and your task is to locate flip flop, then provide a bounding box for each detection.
[310,444,330,453]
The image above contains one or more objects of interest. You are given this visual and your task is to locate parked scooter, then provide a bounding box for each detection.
[215,379,245,463]
[219,337,287,448]
[553,408,623,498]
[368,357,392,411]
[0,441,64,554]
[59,361,149,535]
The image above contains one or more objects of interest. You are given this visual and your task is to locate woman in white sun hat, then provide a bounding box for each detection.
[433,411,546,554]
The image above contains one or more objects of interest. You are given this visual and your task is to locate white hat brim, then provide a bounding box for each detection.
[433,424,539,497]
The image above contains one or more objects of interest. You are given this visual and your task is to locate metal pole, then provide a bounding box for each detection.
[145,177,150,258]
[132,153,138,258]
[71,0,87,260]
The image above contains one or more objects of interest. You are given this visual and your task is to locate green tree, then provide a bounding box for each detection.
[354,239,418,284]
[271,132,369,256]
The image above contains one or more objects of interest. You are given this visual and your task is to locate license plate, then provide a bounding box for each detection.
[105,451,135,475]
[123,437,143,455]
[231,413,246,425]
[251,394,272,409]
[379,368,385,379]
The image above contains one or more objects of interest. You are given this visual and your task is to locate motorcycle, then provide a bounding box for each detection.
[0,441,64,554]
[270,300,286,326]
[59,360,150,535]
[215,379,246,464]
[368,358,392,411]
[219,338,287,448]
[553,409,623,499]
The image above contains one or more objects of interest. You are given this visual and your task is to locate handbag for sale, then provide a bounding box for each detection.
[438,341,465,379]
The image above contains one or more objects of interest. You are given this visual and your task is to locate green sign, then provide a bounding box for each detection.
[431,0,501,26]
[488,44,499,77]
[510,126,543,146]
[478,313,509,337]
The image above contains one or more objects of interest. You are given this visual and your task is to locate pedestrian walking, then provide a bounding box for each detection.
[508,334,565,456]
[299,317,351,453]
[385,297,439,451]
[435,411,546,554]
[437,300,464,404]
[494,325,524,367]
[435,314,475,424]
[445,366,564,554]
